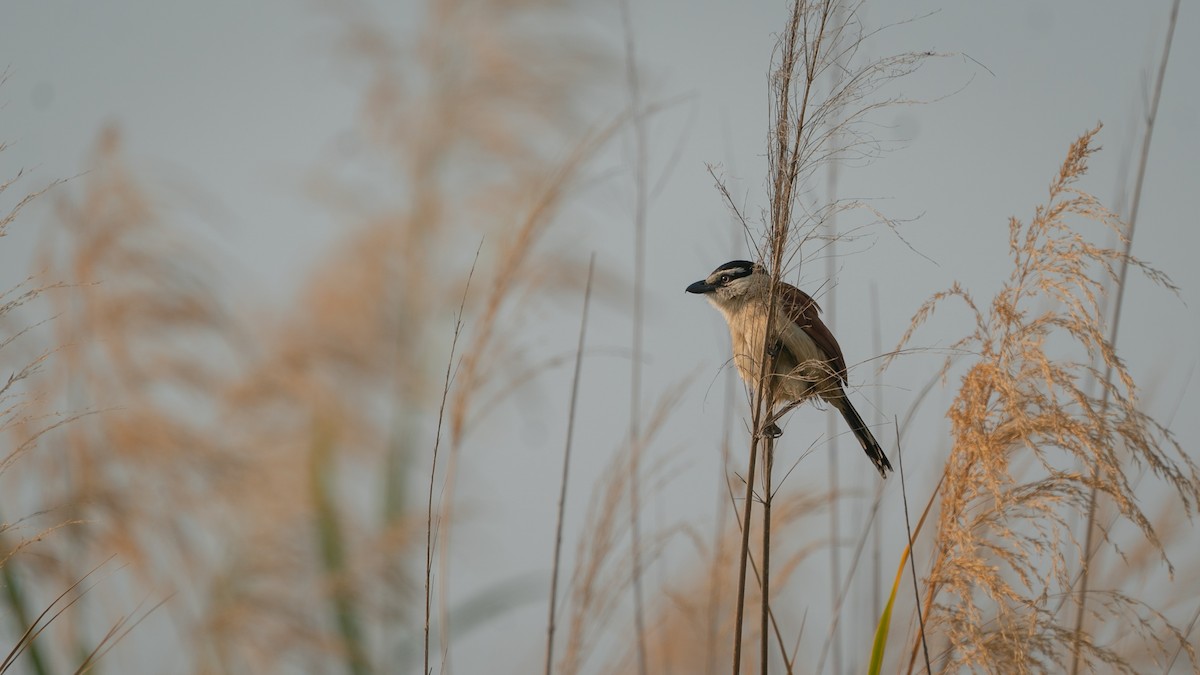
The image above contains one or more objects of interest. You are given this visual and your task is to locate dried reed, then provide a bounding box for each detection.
[544,254,595,675]
[711,2,933,671]
[893,126,1200,673]
[555,387,685,675]
[1,111,67,675]
[2,0,614,670]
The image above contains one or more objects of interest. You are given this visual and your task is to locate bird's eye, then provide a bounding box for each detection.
[719,274,730,284]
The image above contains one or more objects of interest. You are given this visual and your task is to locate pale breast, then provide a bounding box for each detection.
[722,303,766,383]
[723,301,834,403]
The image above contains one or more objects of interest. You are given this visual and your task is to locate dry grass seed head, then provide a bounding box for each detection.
[897,126,1199,672]
[555,387,689,675]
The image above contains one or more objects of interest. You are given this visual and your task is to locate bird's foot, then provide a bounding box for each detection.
[760,423,782,439]
[767,340,783,358]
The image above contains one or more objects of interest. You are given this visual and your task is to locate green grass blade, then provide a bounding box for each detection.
[309,426,369,675]
[868,548,908,675]
[868,470,945,675]
[2,557,51,675]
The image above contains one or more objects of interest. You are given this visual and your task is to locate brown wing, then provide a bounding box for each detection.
[778,282,848,383]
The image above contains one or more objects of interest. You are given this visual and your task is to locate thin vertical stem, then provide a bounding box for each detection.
[761,434,775,675]
[724,474,797,674]
[620,0,649,672]
[732,436,762,675]
[824,149,843,675]
[424,245,480,675]
[896,422,931,674]
[1164,599,1200,673]
[869,283,883,623]
[544,255,595,675]
[734,279,788,675]
[737,2,829,670]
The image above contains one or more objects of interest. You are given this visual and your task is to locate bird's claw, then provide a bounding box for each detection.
[767,340,782,358]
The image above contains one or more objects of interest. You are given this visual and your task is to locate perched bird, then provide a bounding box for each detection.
[686,260,892,477]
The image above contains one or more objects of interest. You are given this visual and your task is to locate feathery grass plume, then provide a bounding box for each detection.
[166,7,598,675]
[0,100,67,482]
[555,388,687,675]
[11,129,262,668]
[3,0,614,670]
[1,102,73,675]
[321,3,617,670]
[0,155,65,483]
[627,489,833,675]
[1075,489,1200,671]
[210,0,612,667]
[893,126,1200,672]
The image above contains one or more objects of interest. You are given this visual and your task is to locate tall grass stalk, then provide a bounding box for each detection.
[424,243,478,675]
[822,21,846,669]
[730,4,809,668]
[436,118,623,673]
[894,427,931,673]
[1070,1,1181,671]
[760,432,775,675]
[718,2,931,670]
[620,1,650,671]
[555,389,682,675]
[544,254,595,675]
[869,282,883,624]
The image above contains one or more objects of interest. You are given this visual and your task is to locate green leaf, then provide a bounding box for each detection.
[868,551,907,675]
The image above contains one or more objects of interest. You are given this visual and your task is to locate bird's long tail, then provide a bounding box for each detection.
[829,392,892,478]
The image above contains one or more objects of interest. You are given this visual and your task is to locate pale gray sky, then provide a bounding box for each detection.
[2,1,1198,672]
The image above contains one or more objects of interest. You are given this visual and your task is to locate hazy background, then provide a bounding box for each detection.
[2,0,1198,672]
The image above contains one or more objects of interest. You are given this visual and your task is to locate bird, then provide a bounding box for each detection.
[686,259,892,478]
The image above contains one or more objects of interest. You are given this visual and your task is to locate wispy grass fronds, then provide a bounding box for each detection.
[37,127,244,571]
[1,108,80,675]
[315,11,617,666]
[0,105,68,481]
[1,113,63,242]
[2,0,615,669]
[600,488,832,675]
[894,126,1200,673]
[72,593,170,675]
[555,388,685,675]
[0,557,116,675]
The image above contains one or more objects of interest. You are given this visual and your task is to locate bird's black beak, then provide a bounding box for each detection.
[686,280,715,294]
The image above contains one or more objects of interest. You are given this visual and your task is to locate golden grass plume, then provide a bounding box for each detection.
[894,125,1199,673]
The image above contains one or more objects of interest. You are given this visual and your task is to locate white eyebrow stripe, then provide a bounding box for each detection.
[710,266,749,282]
